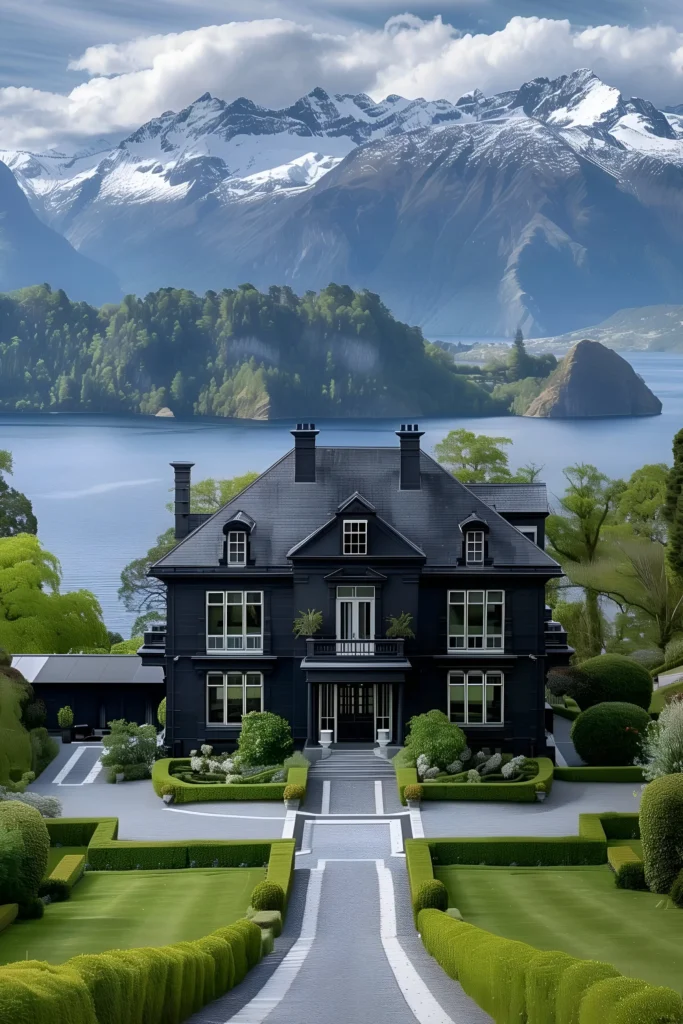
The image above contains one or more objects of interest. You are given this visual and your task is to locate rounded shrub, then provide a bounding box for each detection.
[414,880,449,913]
[157,697,166,727]
[283,784,305,802]
[57,705,74,728]
[640,773,683,893]
[250,881,285,913]
[0,801,50,912]
[608,986,683,1024]
[570,702,650,766]
[555,960,621,1024]
[404,783,424,802]
[576,654,653,711]
[237,712,293,767]
[669,868,683,908]
[615,862,647,891]
[404,710,466,772]
[665,637,683,670]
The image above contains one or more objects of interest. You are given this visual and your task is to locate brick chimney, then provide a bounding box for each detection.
[170,462,194,539]
[396,424,424,490]
[291,423,319,483]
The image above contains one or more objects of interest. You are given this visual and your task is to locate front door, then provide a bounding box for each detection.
[337,585,375,654]
[337,685,374,741]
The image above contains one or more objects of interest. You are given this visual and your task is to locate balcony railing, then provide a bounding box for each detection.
[143,628,167,648]
[305,638,405,659]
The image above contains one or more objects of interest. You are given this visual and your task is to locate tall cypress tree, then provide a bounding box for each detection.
[666,428,683,578]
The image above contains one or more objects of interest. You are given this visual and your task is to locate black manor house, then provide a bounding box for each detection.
[140,425,571,756]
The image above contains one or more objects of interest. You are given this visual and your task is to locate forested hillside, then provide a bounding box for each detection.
[0,283,495,419]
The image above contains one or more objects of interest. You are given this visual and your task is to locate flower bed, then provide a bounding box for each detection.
[152,758,308,804]
[395,755,554,804]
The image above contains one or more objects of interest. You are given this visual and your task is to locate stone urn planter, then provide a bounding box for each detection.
[377,728,391,758]
[535,790,547,802]
[319,729,333,758]
[115,772,125,784]
[162,792,174,804]
[407,798,422,809]
[284,798,300,811]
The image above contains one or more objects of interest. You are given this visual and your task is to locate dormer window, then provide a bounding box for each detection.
[466,530,484,564]
[227,531,247,566]
[343,519,367,555]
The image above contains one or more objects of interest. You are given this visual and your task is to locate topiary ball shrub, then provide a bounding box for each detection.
[251,881,285,913]
[669,868,683,908]
[404,710,466,772]
[237,712,293,767]
[283,784,305,802]
[615,862,648,891]
[414,880,449,913]
[640,773,683,893]
[576,654,653,710]
[0,801,49,913]
[570,702,651,766]
[404,784,424,803]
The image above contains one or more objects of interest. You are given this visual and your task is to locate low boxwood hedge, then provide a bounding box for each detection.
[0,919,263,1024]
[0,903,17,934]
[417,909,683,1024]
[48,853,86,889]
[44,819,107,847]
[396,757,554,804]
[152,759,308,804]
[553,766,645,783]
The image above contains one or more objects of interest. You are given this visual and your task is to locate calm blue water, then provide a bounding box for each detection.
[1,351,681,635]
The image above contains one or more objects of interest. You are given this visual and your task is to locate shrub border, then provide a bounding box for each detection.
[554,765,645,782]
[151,759,308,804]
[49,853,86,889]
[45,818,296,906]
[396,757,554,804]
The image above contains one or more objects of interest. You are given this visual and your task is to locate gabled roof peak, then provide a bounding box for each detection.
[459,511,489,532]
[337,492,376,514]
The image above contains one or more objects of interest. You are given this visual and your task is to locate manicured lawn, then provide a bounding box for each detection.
[0,867,264,965]
[45,846,87,876]
[651,677,683,713]
[435,864,683,991]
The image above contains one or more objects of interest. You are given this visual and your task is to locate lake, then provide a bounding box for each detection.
[2,351,682,635]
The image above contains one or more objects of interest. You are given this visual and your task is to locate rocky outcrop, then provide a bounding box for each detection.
[524,339,662,418]
[155,407,175,418]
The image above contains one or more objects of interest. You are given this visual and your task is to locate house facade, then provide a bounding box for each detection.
[140,425,572,757]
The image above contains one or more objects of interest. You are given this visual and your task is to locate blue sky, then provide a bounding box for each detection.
[1,0,683,149]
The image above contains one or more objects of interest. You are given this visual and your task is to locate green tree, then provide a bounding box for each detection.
[507,329,534,381]
[666,428,683,579]
[165,472,259,515]
[546,464,623,656]
[434,429,514,482]
[0,451,37,538]
[0,534,107,653]
[615,464,668,542]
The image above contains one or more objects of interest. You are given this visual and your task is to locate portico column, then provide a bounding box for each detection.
[307,682,314,746]
[397,684,404,746]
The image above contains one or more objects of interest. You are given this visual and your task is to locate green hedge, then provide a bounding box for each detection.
[417,909,683,1024]
[581,813,639,841]
[48,854,86,889]
[607,847,641,873]
[427,836,606,867]
[46,819,108,847]
[0,903,18,933]
[554,766,645,783]
[0,919,263,1024]
[396,758,554,804]
[151,759,308,804]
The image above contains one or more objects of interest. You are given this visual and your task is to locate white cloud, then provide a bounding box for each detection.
[3,14,683,151]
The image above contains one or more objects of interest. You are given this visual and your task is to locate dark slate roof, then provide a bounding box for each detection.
[154,447,560,573]
[467,483,550,515]
[12,655,163,685]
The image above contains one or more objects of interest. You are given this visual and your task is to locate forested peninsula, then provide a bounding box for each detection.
[0,283,501,419]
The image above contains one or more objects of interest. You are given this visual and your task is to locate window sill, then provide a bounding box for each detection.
[453,723,505,729]
[206,724,242,730]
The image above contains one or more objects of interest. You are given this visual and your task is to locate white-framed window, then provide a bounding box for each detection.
[207,671,263,724]
[343,519,368,555]
[448,590,504,650]
[227,531,247,565]
[518,526,537,545]
[465,530,485,564]
[207,591,263,651]
[448,670,504,725]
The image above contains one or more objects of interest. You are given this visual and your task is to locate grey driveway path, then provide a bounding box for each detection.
[553,714,583,766]
[422,779,641,837]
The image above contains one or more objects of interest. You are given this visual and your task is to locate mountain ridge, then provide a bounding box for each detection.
[3,69,683,335]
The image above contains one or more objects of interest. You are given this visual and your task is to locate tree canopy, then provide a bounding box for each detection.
[0,534,107,653]
[0,451,37,538]
[434,429,543,484]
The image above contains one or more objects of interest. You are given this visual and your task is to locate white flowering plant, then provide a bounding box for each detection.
[639,696,683,780]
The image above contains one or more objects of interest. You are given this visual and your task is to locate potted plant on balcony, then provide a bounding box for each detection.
[57,705,74,744]
[293,609,323,638]
[386,612,415,640]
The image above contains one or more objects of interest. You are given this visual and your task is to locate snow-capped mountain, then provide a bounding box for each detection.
[3,69,683,334]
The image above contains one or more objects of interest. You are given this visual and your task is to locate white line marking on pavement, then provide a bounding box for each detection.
[281,809,297,839]
[375,860,456,1024]
[52,745,87,784]
[375,780,384,815]
[409,805,425,839]
[225,864,325,1023]
[83,756,104,784]
[390,818,404,856]
[165,807,286,821]
[321,780,331,815]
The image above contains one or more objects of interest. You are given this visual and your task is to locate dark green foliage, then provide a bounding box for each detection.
[236,712,293,767]
[615,862,647,890]
[38,878,71,902]
[414,879,449,912]
[0,450,37,537]
[571,655,653,710]
[426,835,606,866]
[669,868,683,907]
[157,697,166,727]
[0,283,496,419]
[666,428,683,579]
[640,774,683,893]
[404,710,467,771]
[0,802,50,910]
[250,881,285,913]
[100,719,157,771]
[29,727,59,777]
[22,699,46,731]
[570,702,650,766]
[0,824,22,906]
[18,896,45,919]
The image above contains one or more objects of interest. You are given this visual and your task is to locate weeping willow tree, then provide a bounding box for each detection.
[569,539,683,653]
